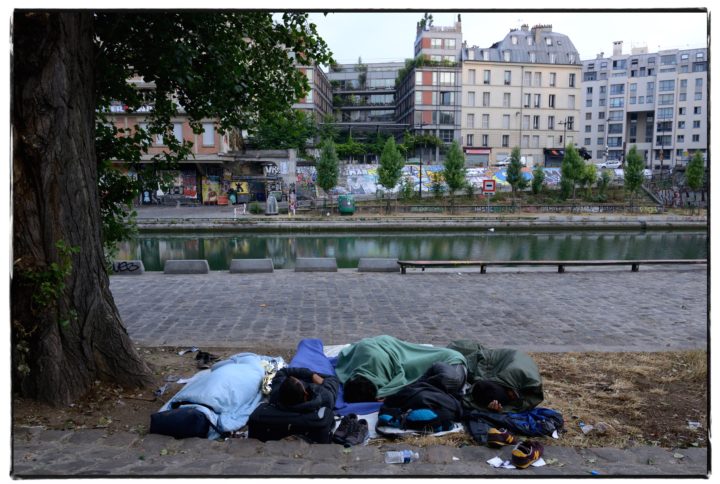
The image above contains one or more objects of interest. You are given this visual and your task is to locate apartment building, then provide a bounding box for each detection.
[293,63,333,123]
[396,17,463,162]
[460,24,582,167]
[580,42,708,169]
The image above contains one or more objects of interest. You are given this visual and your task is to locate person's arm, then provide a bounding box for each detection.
[319,375,340,406]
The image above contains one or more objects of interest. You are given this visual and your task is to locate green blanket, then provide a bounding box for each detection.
[335,335,466,398]
[448,339,543,413]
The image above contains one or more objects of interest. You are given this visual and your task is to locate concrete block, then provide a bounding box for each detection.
[112,260,145,275]
[229,259,274,273]
[294,257,337,272]
[163,260,209,274]
[357,258,399,273]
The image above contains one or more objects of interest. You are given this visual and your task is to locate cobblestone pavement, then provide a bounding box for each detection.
[12,426,708,477]
[109,266,707,352]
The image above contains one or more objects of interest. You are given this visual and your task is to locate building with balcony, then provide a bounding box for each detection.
[460,24,582,167]
[293,63,333,123]
[580,42,708,169]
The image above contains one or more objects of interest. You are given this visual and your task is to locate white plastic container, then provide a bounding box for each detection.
[385,450,419,464]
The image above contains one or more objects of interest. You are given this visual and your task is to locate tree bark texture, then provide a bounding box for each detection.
[12,12,153,405]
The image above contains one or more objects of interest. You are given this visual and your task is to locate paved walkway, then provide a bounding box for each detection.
[109,267,707,352]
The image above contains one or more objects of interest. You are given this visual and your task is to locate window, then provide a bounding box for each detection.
[608,110,623,121]
[477,114,487,129]
[503,115,510,129]
[483,50,489,61]
[586,87,593,95]
[482,134,489,146]
[660,54,676,65]
[679,93,687,101]
[569,73,576,87]
[678,121,685,129]
[612,59,627,70]
[609,97,624,108]
[483,70,491,84]
[693,62,707,72]
[503,51,511,62]
[647,81,655,93]
[504,70,511,85]
[533,115,540,130]
[468,50,475,61]
[431,55,443,62]
[415,91,422,104]
[547,136,555,147]
[600,62,608,69]
[503,92,511,107]
[549,53,556,64]
[568,95,575,109]
[466,134,474,146]
[532,135,540,148]
[522,135,529,148]
[694,106,701,114]
[648,57,655,64]
[566,116,574,130]
[467,113,475,128]
[502,135,509,147]
[610,84,625,95]
[482,92,490,107]
[584,137,591,145]
[679,107,686,115]
[598,112,605,119]
[440,130,454,142]
[440,91,454,105]
[597,124,605,132]
[548,116,555,130]
[657,107,673,119]
[202,122,215,146]
[658,94,674,105]
[527,36,533,46]
[608,123,623,134]
[523,71,532,86]
[585,112,592,120]
[445,39,456,49]
[439,111,455,124]
[693,120,701,128]
[660,80,677,92]
[511,36,518,45]
[549,72,556,86]
[681,53,689,61]
[415,71,423,85]
[431,38,442,48]
[584,71,597,81]
[546,37,553,46]
[548,94,555,108]
[646,95,654,104]
[695,78,703,90]
[586,99,593,107]
[585,125,592,133]
[467,91,475,106]
[677,135,684,143]
[692,134,700,142]
[534,72,541,86]
[173,123,183,142]
[468,69,476,84]
[523,93,531,108]
[629,97,637,104]
[534,94,541,108]
[522,115,530,130]
[638,96,644,104]
[438,72,456,85]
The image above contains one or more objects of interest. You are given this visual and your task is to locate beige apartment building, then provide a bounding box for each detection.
[460,24,582,167]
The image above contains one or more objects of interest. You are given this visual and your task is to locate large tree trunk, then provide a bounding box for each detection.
[12,12,153,405]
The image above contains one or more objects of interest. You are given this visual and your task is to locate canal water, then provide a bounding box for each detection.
[115,231,707,271]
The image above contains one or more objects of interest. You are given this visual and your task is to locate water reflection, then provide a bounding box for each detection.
[115,231,707,271]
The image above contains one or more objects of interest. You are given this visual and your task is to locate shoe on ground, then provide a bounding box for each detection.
[342,419,369,447]
[511,440,544,469]
[332,414,357,444]
[487,427,517,448]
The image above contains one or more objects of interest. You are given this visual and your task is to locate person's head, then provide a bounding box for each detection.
[471,380,512,407]
[343,375,377,402]
[278,376,308,407]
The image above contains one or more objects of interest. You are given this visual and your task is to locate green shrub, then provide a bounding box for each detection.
[248,201,262,214]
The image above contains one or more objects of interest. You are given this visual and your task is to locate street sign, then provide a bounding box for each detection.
[482,179,496,193]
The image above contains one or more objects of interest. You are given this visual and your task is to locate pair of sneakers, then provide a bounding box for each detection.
[333,413,369,447]
[487,428,544,469]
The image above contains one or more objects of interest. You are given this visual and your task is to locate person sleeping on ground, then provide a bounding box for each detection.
[269,367,339,411]
[334,335,467,402]
[448,339,544,413]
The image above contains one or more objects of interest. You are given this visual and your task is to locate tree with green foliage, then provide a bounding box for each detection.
[316,138,340,209]
[506,146,528,205]
[560,144,585,200]
[685,151,705,193]
[596,169,612,202]
[252,110,317,154]
[579,163,598,199]
[335,135,365,162]
[442,141,467,213]
[531,164,546,195]
[318,113,339,143]
[623,145,645,206]
[377,137,404,213]
[12,11,331,405]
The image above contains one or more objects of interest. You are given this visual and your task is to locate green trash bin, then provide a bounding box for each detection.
[338,194,355,215]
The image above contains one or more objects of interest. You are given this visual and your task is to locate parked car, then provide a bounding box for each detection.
[596,160,622,170]
[643,169,653,179]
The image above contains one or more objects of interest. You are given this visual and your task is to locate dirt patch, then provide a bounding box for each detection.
[12,347,707,449]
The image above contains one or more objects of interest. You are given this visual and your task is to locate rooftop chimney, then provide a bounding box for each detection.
[613,41,623,56]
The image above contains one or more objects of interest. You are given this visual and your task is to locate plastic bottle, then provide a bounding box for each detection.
[385,450,419,464]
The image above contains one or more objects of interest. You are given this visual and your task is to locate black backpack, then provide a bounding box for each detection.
[376,381,464,435]
[247,403,335,444]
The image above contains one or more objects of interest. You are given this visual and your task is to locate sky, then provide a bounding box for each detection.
[307,10,708,65]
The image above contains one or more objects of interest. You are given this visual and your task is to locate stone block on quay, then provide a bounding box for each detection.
[294,257,337,272]
[229,258,274,273]
[163,260,209,274]
[112,260,145,275]
[357,258,399,273]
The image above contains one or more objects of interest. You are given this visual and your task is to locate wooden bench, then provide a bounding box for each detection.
[397,259,707,274]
